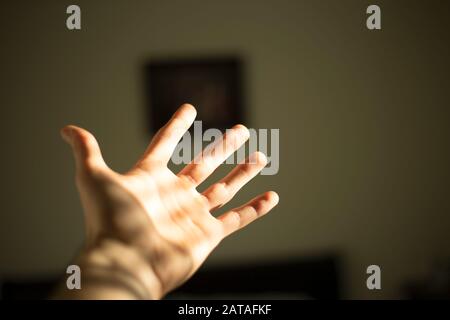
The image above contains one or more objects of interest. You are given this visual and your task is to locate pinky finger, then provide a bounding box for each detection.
[218,191,279,237]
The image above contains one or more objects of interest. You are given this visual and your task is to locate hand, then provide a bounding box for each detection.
[58,104,279,299]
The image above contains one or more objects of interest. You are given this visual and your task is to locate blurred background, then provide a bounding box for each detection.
[0,0,449,299]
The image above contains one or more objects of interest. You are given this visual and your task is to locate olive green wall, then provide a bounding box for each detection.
[1,0,449,298]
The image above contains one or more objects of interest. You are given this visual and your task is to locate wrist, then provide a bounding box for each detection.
[63,239,163,299]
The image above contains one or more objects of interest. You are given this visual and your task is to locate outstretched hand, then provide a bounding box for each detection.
[58,104,279,299]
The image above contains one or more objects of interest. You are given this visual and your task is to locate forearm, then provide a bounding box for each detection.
[52,239,163,300]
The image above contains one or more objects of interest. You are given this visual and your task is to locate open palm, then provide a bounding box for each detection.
[61,104,279,298]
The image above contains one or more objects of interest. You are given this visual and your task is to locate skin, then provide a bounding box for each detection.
[54,104,279,299]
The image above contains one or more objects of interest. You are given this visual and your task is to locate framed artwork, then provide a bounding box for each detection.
[144,56,244,133]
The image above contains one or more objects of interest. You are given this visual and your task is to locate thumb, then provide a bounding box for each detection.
[60,125,106,172]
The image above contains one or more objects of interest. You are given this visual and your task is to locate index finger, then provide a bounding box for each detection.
[138,104,197,168]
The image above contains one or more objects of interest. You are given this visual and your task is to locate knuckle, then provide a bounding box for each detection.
[211,182,228,198]
[198,193,211,208]
[179,173,197,188]
[228,211,242,228]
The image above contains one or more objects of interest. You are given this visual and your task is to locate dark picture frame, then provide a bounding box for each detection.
[143,56,244,133]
